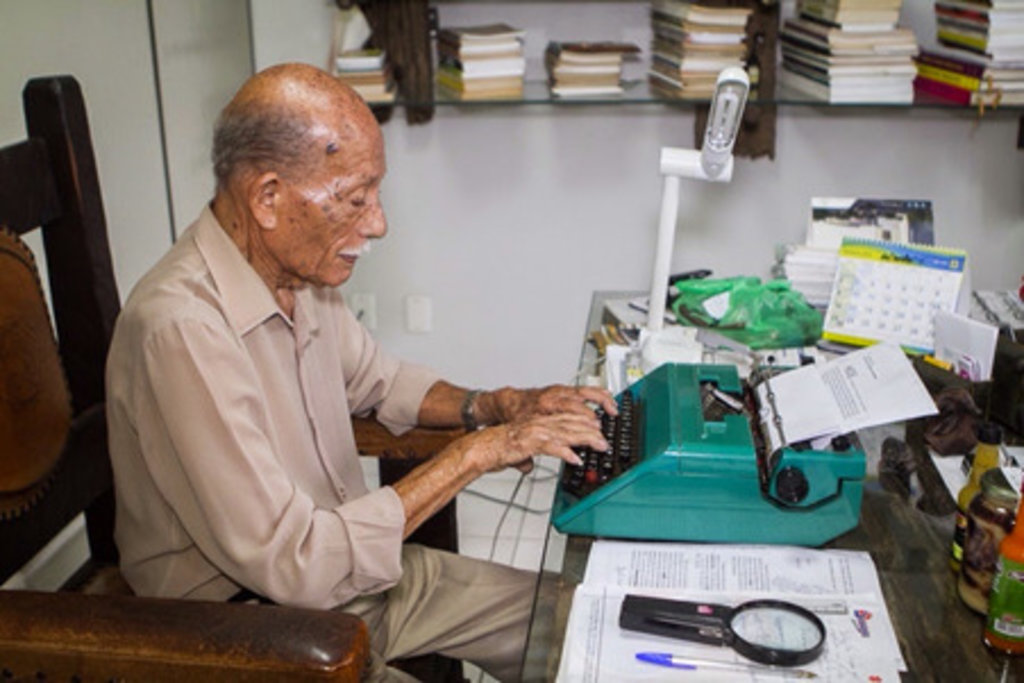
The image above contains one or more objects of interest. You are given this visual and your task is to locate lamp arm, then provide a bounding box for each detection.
[647,173,681,332]
[646,147,734,331]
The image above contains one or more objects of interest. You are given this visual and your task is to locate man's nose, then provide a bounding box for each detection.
[362,203,387,239]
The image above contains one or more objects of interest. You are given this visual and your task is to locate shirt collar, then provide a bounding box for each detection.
[193,205,283,336]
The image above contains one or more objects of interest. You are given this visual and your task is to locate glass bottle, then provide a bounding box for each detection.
[959,468,1018,614]
[952,423,1003,572]
[985,475,1024,654]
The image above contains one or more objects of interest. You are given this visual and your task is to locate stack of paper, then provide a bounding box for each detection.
[971,289,1024,329]
[754,342,937,453]
[914,2,1024,107]
[780,0,919,103]
[544,42,640,97]
[648,0,753,98]
[774,244,840,308]
[436,23,526,100]
[557,540,907,682]
[775,197,934,309]
[334,49,395,104]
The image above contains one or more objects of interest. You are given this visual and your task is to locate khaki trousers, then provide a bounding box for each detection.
[340,544,536,682]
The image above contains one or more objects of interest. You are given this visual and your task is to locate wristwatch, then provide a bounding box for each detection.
[461,389,482,432]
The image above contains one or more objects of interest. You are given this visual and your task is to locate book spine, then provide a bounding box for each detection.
[438,55,464,72]
[436,69,465,92]
[436,30,461,47]
[915,63,981,90]
[913,75,972,104]
[798,10,842,30]
[935,0,989,14]
[938,28,988,53]
[781,32,831,56]
[915,50,986,77]
[935,5,990,28]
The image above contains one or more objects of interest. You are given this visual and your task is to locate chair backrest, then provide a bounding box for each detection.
[0,76,121,584]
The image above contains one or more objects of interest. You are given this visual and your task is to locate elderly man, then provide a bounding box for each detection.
[105,63,614,681]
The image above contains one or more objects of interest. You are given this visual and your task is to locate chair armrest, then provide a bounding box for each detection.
[353,417,465,554]
[353,416,465,460]
[0,589,368,682]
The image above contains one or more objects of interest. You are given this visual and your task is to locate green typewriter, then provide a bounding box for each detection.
[551,363,866,546]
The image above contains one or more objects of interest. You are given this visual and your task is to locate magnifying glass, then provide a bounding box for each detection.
[620,594,826,667]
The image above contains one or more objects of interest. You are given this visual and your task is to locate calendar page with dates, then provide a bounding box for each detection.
[822,239,967,354]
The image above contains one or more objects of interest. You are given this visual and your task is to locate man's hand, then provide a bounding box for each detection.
[483,385,618,425]
[459,412,608,475]
[393,409,609,536]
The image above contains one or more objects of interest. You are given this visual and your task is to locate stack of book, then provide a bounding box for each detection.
[544,42,640,97]
[779,0,919,103]
[334,49,395,104]
[799,0,902,26]
[774,197,934,309]
[914,1,1024,106]
[436,23,526,100]
[648,0,753,98]
[936,0,1024,62]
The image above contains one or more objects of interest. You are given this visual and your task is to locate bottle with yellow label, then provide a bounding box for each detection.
[952,424,1003,572]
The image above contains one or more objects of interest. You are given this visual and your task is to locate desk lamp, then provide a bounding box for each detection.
[646,66,750,333]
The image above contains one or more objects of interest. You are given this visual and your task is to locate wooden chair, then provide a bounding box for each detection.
[0,76,461,681]
[356,420,468,682]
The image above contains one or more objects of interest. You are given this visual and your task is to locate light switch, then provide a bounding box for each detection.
[405,295,432,333]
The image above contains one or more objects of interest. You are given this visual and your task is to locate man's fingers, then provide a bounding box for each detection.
[548,444,588,467]
[577,386,619,416]
[541,385,618,418]
[519,414,608,456]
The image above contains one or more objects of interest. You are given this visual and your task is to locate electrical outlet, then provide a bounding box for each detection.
[349,292,377,330]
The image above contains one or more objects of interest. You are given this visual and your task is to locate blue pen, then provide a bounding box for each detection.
[636,653,818,679]
[636,652,696,670]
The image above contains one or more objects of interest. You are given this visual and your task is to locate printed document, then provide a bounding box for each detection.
[755,342,936,452]
[557,541,906,682]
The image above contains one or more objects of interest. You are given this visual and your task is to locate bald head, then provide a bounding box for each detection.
[212,63,380,190]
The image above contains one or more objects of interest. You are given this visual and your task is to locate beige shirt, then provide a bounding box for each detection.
[106,206,439,608]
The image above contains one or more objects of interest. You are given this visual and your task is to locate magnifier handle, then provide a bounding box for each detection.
[620,595,732,646]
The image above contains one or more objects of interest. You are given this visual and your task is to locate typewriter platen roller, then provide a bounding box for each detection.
[551,363,866,546]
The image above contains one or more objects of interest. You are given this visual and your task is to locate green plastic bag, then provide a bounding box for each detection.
[670,276,822,350]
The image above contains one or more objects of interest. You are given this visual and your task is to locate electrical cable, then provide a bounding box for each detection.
[460,487,551,515]
[460,461,559,514]
[487,470,527,563]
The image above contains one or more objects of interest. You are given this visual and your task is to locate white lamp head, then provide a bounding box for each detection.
[700,66,750,180]
[646,66,751,333]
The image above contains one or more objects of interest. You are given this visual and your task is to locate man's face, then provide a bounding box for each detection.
[268,124,387,289]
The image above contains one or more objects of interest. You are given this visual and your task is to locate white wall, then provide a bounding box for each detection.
[151,0,254,236]
[0,0,252,295]
[0,0,172,294]
[254,1,1024,392]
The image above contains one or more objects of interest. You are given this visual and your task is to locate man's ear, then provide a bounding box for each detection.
[249,171,281,229]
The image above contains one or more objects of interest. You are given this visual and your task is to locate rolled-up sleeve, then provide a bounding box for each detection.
[335,486,405,593]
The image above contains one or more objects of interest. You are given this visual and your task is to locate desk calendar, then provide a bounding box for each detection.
[822,239,967,354]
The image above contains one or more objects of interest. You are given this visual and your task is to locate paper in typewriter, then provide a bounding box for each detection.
[556,541,906,682]
[754,342,937,452]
